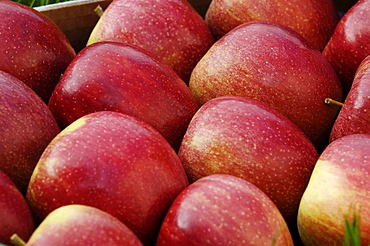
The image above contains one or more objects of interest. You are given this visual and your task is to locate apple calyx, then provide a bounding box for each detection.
[10,234,26,246]
[325,98,344,107]
[94,5,104,17]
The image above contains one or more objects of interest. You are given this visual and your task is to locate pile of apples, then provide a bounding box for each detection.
[0,0,369,245]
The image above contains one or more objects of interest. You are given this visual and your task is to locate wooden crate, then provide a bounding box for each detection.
[35,0,212,52]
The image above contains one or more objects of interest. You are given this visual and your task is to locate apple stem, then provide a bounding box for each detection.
[94,5,104,17]
[10,234,26,246]
[324,98,344,107]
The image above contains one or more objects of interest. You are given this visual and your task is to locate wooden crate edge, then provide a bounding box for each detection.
[35,0,211,52]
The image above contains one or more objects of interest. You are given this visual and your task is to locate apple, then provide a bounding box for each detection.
[0,169,34,245]
[0,70,60,193]
[86,0,215,83]
[0,0,76,102]
[189,20,343,150]
[48,41,199,151]
[156,174,294,246]
[178,96,319,225]
[297,134,370,245]
[204,0,339,51]
[23,204,143,246]
[322,0,370,95]
[26,111,189,246]
[329,55,370,142]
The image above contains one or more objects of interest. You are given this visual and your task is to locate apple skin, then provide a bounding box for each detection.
[189,20,343,150]
[297,134,370,246]
[25,204,143,246]
[26,111,189,246]
[330,55,370,142]
[0,169,35,245]
[204,0,339,51]
[87,0,214,83]
[323,0,370,95]
[0,70,60,193]
[156,174,294,246]
[178,96,319,225]
[48,41,199,151]
[0,0,76,102]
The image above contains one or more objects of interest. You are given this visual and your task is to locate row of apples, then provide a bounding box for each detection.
[1,0,370,245]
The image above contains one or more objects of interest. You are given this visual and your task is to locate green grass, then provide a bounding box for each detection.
[340,212,361,246]
[12,0,74,8]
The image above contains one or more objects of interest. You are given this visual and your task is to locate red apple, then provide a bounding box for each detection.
[323,0,370,95]
[0,169,34,245]
[178,96,319,225]
[157,174,294,246]
[26,111,189,246]
[25,204,143,246]
[86,0,215,82]
[0,0,76,102]
[297,134,370,245]
[329,55,370,142]
[189,20,343,150]
[48,41,198,151]
[0,70,60,193]
[205,0,339,51]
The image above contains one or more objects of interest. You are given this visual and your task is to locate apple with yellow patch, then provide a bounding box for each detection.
[26,111,189,246]
[189,21,343,151]
[178,96,319,225]
[24,204,143,246]
[298,134,370,245]
[157,174,294,246]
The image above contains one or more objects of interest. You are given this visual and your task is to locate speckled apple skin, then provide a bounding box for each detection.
[323,0,370,95]
[0,71,60,193]
[26,204,143,246]
[87,0,214,83]
[330,55,370,142]
[205,0,338,51]
[156,174,294,246]
[189,21,343,150]
[298,134,370,246]
[0,1,76,102]
[48,42,199,151]
[178,96,319,225]
[26,111,189,246]
[0,170,34,245]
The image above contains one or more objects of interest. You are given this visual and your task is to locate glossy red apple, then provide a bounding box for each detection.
[178,96,319,225]
[205,0,339,51]
[48,41,198,151]
[0,70,60,193]
[26,111,189,246]
[189,20,343,150]
[25,204,143,246]
[298,134,370,245]
[0,0,76,102]
[329,55,370,142]
[157,174,294,246]
[87,0,214,82]
[0,170,34,245]
[323,0,370,95]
